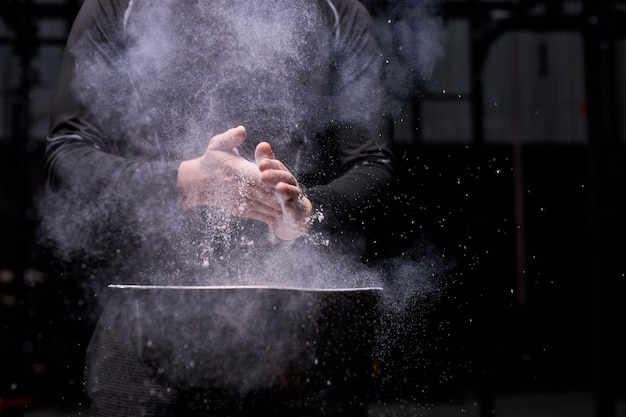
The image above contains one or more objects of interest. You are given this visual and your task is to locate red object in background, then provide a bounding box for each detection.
[0,396,35,413]
[579,100,587,114]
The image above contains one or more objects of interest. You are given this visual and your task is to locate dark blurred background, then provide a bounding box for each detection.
[1,0,625,416]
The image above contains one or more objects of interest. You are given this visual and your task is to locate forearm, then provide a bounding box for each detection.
[45,138,178,221]
[308,158,394,222]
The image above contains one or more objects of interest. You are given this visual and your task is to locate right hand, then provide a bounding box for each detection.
[177,126,282,225]
[255,142,313,241]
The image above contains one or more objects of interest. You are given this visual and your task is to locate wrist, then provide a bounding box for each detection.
[177,158,206,208]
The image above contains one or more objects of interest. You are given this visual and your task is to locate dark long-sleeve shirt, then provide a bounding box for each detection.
[43,0,395,288]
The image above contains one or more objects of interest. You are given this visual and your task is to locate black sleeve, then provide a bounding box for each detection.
[43,0,182,260]
[46,0,180,191]
[306,0,395,232]
[42,0,395,259]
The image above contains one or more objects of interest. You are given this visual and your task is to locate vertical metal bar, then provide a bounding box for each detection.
[509,32,527,307]
[582,1,620,416]
[12,0,36,275]
[468,4,492,417]
[470,22,486,145]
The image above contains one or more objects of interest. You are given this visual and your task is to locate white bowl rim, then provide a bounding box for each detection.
[108,284,383,292]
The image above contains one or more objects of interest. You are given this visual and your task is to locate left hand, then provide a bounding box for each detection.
[255,142,313,241]
[177,126,282,225]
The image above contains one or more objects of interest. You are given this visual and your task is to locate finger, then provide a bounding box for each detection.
[260,168,297,187]
[237,183,282,212]
[257,158,287,172]
[208,125,246,152]
[233,198,282,225]
[254,141,274,164]
[243,211,278,225]
[274,182,302,203]
[243,205,281,224]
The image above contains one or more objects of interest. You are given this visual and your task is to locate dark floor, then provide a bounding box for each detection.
[369,393,626,417]
[17,393,626,417]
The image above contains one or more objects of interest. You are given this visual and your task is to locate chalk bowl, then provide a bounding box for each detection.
[110,285,382,395]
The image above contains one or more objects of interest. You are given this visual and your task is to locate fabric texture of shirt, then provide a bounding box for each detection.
[43,0,395,288]
[41,1,395,415]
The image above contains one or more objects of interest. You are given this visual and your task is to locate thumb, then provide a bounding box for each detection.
[207,125,246,152]
[255,141,274,164]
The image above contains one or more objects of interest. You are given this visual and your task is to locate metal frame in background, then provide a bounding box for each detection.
[437,1,626,417]
[1,0,624,416]
[0,0,82,269]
